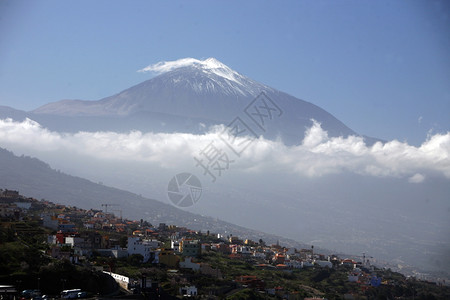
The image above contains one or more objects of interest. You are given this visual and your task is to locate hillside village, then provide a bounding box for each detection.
[1,189,449,299]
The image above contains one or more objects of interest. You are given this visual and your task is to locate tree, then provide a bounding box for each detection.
[128,254,144,266]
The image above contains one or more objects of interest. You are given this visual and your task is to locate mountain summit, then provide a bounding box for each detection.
[29,58,363,144]
[139,57,253,91]
[33,57,272,117]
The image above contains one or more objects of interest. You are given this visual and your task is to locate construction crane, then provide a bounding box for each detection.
[101,203,119,213]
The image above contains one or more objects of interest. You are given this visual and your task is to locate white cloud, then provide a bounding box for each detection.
[0,118,449,181]
[138,58,202,74]
[409,173,425,183]
[137,57,233,76]
[138,57,231,74]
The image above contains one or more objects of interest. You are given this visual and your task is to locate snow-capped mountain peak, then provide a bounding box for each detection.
[202,57,223,66]
[31,57,361,145]
[199,57,244,85]
[139,57,245,86]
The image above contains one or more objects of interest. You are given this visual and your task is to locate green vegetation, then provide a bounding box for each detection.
[0,220,117,297]
[227,288,269,299]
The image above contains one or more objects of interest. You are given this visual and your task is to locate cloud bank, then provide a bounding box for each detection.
[0,118,449,181]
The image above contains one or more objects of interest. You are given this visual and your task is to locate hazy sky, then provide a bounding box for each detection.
[0,0,449,145]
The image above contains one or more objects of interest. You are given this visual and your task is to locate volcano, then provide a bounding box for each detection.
[29,58,372,144]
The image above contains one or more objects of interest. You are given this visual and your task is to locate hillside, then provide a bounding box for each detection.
[0,147,309,250]
[1,196,449,299]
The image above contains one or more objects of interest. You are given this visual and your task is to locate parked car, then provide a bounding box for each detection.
[77,291,88,298]
[60,289,81,299]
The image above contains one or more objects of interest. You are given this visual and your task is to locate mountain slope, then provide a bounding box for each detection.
[29,58,364,144]
[0,147,310,250]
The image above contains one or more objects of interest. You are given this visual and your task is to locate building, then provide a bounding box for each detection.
[244,239,257,246]
[272,253,286,264]
[253,251,266,259]
[83,221,95,229]
[42,214,59,230]
[302,261,314,268]
[80,231,104,249]
[236,246,252,255]
[1,189,19,198]
[229,236,243,245]
[127,237,160,263]
[342,259,357,268]
[0,203,16,218]
[212,243,231,254]
[180,239,200,257]
[285,247,296,256]
[284,259,302,269]
[179,257,200,271]
[158,249,180,268]
[65,236,88,248]
[58,223,76,233]
[97,247,128,259]
[179,286,197,296]
[171,240,181,253]
[315,260,333,268]
[47,235,57,244]
[14,202,31,210]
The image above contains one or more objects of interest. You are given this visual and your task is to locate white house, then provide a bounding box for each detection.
[65,236,87,248]
[83,222,95,229]
[237,246,252,254]
[253,251,266,259]
[180,286,197,296]
[315,260,333,268]
[302,261,314,268]
[127,237,160,263]
[284,259,302,269]
[171,240,181,253]
[47,235,57,244]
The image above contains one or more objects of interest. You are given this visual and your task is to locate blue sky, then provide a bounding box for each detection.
[0,0,449,145]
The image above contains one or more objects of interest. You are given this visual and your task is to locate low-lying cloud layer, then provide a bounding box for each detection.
[0,118,449,182]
